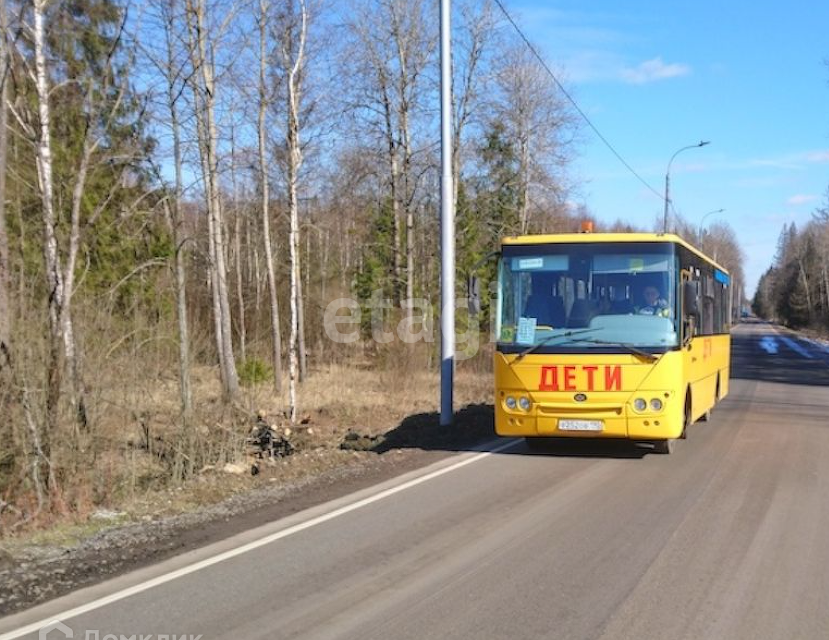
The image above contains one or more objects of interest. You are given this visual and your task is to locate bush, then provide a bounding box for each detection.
[238,359,273,386]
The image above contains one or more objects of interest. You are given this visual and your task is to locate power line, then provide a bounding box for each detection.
[491,0,665,203]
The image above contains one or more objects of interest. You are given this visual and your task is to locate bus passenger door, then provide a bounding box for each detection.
[681,269,701,420]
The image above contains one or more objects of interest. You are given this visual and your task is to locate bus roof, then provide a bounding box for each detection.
[500,232,730,275]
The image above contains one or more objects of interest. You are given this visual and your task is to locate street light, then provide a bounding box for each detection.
[439,0,454,426]
[698,208,725,241]
[663,140,710,233]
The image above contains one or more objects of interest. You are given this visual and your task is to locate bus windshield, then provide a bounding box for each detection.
[497,242,679,350]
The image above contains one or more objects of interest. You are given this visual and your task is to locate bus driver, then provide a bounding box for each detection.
[638,285,670,317]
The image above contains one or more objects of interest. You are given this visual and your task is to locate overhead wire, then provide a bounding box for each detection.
[491,0,666,204]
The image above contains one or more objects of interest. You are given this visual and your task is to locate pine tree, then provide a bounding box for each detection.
[354,197,397,338]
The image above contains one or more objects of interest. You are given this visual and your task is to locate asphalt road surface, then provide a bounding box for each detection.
[3,321,829,640]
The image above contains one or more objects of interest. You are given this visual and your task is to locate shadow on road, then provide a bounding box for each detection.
[369,403,495,454]
[731,321,829,387]
[520,437,650,458]
[366,403,648,459]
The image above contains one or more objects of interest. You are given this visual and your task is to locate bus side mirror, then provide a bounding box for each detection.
[683,281,699,318]
[468,275,481,317]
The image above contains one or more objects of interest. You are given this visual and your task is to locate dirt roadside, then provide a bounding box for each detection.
[0,404,495,618]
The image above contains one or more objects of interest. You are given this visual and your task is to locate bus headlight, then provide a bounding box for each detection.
[632,398,647,412]
[505,396,517,410]
[518,397,531,411]
[650,398,664,412]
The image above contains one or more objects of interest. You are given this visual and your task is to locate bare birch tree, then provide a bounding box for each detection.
[229,124,246,363]
[147,0,194,421]
[184,0,239,399]
[32,0,64,475]
[492,44,577,234]
[345,0,435,306]
[451,0,495,209]
[276,0,307,422]
[257,0,283,391]
[1,0,166,494]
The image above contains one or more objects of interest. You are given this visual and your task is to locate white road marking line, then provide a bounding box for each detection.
[778,335,814,359]
[0,439,521,640]
[805,338,829,355]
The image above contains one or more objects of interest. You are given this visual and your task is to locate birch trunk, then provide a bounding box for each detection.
[401,116,414,311]
[285,0,307,422]
[296,240,307,381]
[393,16,414,312]
[186,0,239,398]
[185,5,226,386]
[518,136,530,234]
[403,200,413,309]
[34,0,62,483]
[230,128,246,363]
[202,32,238,398]
[62,88,97,431]
[0,0,9,370]
[390,154,402,299]
[164,6,193,421]
[258,0,282,392]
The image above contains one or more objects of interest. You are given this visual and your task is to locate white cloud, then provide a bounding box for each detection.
[805,151,829,163]
[559,50,625,83]
[620,57,691,84]
[787,194,818,206]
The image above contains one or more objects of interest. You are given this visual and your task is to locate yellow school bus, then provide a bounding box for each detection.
[491,231,731,454]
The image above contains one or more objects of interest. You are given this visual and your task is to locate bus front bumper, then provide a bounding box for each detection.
[495,397,683,440]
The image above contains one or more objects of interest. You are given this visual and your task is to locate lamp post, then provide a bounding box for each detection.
[439,0,454,426]
[698,208,725,242]
[663,140,710,233]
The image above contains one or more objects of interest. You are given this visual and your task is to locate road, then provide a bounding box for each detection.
[3,321,829,640]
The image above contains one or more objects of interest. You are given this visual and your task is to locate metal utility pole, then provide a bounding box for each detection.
[698,208,725,243]
[439,0,454,426]
[663,140,710,233]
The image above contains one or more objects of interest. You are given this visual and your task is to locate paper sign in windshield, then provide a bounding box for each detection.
[518,257,544,270]
[516,317,537,345]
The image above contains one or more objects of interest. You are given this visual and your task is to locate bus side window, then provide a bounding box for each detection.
[703,297,715,334]
[713,280,725,333]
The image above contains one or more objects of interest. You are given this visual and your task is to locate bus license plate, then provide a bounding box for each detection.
[559,419,604,432]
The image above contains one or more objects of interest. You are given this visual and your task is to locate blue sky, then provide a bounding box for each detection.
[508,0,829,295]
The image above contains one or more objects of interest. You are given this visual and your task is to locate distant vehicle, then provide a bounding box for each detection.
[469,228,731,454]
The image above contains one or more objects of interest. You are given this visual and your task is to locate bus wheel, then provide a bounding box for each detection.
[700,377,718,422]
[680,393,691,439]
[653,438,676,454]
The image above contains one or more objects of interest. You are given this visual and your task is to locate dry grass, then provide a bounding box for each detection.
[2,334,495,539]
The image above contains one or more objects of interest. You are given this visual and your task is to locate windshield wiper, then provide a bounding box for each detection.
[576,338,659,362]
[513,327,604,362]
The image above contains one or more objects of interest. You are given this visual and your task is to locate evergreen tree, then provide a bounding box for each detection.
[474,121,521,238]
[353,197,397,337]
[9,0,166,307]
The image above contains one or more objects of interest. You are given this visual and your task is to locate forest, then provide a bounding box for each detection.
[0,0,746,529]
[752,208,829,331]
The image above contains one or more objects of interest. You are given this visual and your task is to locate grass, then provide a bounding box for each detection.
[2,345,495,542]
